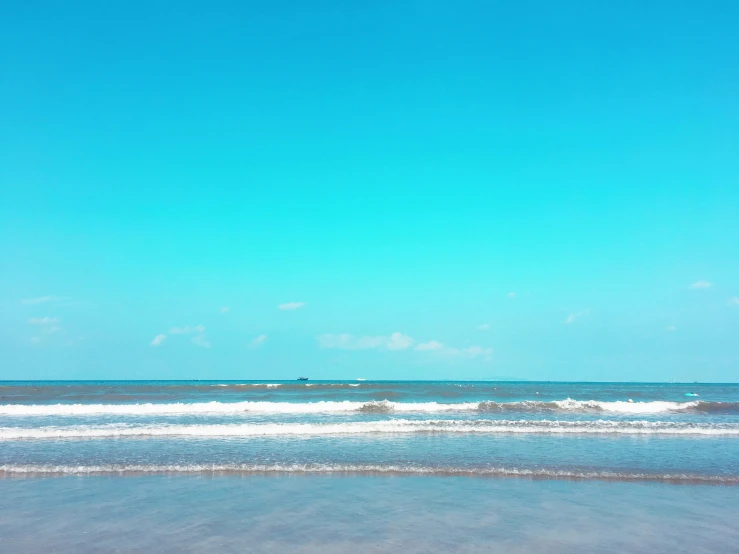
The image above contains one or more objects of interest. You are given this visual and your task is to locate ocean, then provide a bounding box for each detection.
[1,380,738,552]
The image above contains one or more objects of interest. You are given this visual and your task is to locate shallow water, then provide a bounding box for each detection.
[1,476,738,553]
[1,381,737,551]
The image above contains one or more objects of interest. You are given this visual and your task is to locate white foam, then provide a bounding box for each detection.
[0,400,471,416]
[0,398,706,416]
[1,419,736,439]
[0,463,734,483]
[552,398,699,414]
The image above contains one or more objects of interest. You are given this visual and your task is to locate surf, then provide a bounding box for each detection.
[0,398,734,416]
[0,463,735,484]
[2,419,738,439]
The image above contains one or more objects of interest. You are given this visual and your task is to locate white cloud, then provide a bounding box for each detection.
[665,325,677,332]
[317,334,345,349]
[351,336,386,349]
[387,332,414,350]
[22,296,54,305]
[319,333,491,361]
[729,297,739,306]
[278,302,305,311]
[169,325,206,335]
[477,323,490,331]
[29,317,58,325]
[317,332,413,351]
[156,327,210,347]
[27,317,62,344]
[564,309,589,324]
[417,342,493,360]
[690,281,712,289]
[317,334,351,349]
[508,292,517,298]
[417,340,443,351]
[250,334,268,347]
[456,346,493,359]
[220,306,230,313]
[191,335,211,348]
[21,296,71,305]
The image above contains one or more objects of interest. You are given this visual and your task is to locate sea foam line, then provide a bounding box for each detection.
[2,419,738,439]
[0,463,735,484]
[0,398,732,416]
[213,383,282,388]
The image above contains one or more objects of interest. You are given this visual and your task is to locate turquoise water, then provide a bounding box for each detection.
[2,380,738,480]
[2,476,738,553]
[1,381,738,551]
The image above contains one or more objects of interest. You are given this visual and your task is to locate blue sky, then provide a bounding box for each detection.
[1,1,738,381]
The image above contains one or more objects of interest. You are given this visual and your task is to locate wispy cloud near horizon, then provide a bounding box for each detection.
[387,332,414,350]
[151,327,209,347]
[191,335,211,348]
[169,325,206,335]
[21,296,71,305]
[416,341,492,360]
[318,333,491,361]
[416,340,443,351]
[22,296,54,305]
[564,310,589,324]
[278,302,305,311]
[317,332,414,351]
[29,317,58,325]
[690,281,712,289]
[28,316,62,344]
[250,334,268,347]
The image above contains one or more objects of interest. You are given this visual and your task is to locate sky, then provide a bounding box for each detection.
[1,1,738,381]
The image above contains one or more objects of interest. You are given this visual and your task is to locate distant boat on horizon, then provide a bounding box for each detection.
[297,377,309,381]
[356,378,366,381]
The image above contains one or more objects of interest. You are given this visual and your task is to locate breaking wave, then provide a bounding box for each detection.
[2,419,738,439]
[0,399,736,416]
[0,463,735,484]
[478,399,716,414]
[357,400,395,413]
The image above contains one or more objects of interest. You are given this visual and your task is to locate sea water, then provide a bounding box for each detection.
[1,381,738,552]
